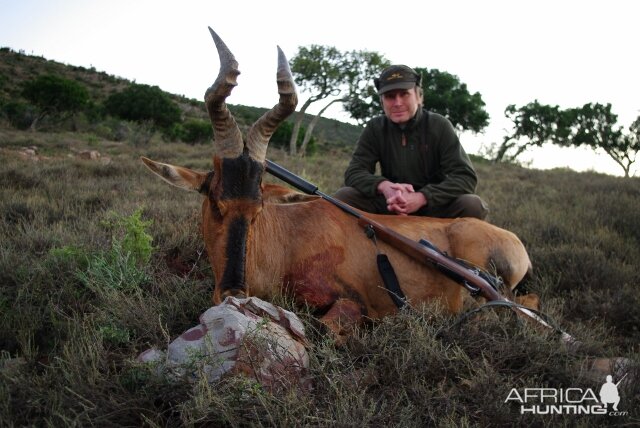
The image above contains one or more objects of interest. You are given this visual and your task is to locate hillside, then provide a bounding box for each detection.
[0,47,363,153]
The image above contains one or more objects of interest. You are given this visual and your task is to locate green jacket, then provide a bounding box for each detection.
[344,108,478,208]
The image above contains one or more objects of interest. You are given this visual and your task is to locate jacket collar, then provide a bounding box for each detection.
[386,107,424,132]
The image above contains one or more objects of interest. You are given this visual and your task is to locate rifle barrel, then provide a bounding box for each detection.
[615,373,628,386]
[265,159,362,218]
[265,160,318,195]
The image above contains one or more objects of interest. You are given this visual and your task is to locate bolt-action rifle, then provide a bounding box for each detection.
[265,160,573,341]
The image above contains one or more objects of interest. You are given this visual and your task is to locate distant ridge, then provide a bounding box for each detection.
[0,47,362,152]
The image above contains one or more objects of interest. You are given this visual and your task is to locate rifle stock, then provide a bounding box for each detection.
[356,216,503,302]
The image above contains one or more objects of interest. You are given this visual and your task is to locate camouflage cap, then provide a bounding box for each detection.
[374,65,421,95]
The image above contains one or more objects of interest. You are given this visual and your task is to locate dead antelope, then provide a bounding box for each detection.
[142,28,533,343]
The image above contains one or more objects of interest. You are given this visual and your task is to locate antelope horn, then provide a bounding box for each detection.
[204,27,243,159]
[246,46,298,162]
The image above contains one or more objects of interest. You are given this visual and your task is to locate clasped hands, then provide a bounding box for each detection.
[377,181,427,216]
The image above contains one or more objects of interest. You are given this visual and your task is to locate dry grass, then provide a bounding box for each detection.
[1,131,639,427]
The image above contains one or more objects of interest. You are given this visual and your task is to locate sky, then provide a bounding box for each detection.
[1,0,638,176]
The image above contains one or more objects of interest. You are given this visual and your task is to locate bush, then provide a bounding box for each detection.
[106,208,154,266]
[75,208,154,293]
[1,100,38,130]
[75,241,149,292]
[170,119,212,144]
[104,83,181,129]
[21,74,89,124]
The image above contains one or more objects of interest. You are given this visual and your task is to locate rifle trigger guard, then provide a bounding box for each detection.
[463,281,481,297]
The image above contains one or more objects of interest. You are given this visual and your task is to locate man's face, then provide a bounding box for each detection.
[381,87,420,125]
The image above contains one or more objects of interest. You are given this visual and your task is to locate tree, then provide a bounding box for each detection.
[269,120,316,155]
[569,103,638,177]
[299,98,343,156]
[21,74,89,130]
[626,117,640,176]
[289,45,344,155]
[289,46,390,156]
[494,100,571,162]
[344,66,489,133]
[341,51,391,125]
[104,83,181,129]
[496,101,638,177]
[417,68,489,133]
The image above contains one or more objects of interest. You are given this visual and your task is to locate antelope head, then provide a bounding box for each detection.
[141,28,298,303]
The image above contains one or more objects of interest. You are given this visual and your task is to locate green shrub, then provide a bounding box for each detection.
[180,119,212,144]
[76,240,149,292]
[1,100,37,129]
[91,118,131,141]
[98,207,154,266]
[104,83,181,129]
[98,323,131,346]
[118,208,154,266]
[127,120,155,147]
[21,74,89,126]
[48,245,88,269]
[75,208,154,292]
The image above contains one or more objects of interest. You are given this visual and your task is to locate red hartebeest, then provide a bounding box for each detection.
[142,28,533,343]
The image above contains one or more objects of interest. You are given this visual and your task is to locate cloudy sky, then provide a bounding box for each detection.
[1,0,638,175]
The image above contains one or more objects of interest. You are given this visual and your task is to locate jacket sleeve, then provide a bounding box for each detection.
[418,116,478,207]
[344,122,387,196]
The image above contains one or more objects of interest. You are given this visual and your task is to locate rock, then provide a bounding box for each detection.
[76,150,101,160]
[17,147,40,161]
[138,296,309,391]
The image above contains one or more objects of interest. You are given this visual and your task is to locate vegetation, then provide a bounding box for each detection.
[345,66,490,134]
[0,48,359,153]
[1,132,639,426]
[0,46,639,427]
[289,45,345,155]
[21,74,90,130]
[570,103,639,178]
[270,120,317,155]
[169,119,213,145]
[417,67,489,133]
[290,46,490,154]
[104,83,182,130]
[495,101,640,177]
[291,46,638,175]
[289,46,388,155]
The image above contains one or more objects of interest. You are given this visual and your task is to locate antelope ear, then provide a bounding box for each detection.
[141,157,210,194]
[262,184,320,204]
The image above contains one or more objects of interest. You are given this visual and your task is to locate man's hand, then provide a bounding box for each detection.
[377,181,427,215]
